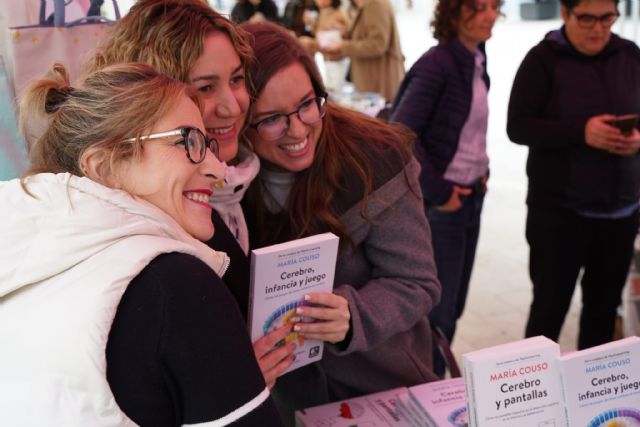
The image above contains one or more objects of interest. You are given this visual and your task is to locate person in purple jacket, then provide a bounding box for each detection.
[390,0,499,377]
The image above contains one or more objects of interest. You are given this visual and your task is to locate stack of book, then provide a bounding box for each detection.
[396,378,467,427]
[462,336,565,427]
[294,335,640,426]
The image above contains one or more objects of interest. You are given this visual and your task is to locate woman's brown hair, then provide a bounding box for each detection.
[431,0,478,42]
[86,0,253,86]
[240,22,415,246]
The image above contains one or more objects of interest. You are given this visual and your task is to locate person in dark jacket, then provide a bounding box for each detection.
[507,0,640,349]
[231,0,280,24]
[390,0,499,377]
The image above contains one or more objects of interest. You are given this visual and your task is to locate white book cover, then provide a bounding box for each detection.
[558,336,640,427]
[462,336,565,427]
[294,387,410,427]
[249,232,339,375]
[408,378,468,427]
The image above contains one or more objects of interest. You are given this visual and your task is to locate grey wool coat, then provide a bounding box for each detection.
[322,154,441,399]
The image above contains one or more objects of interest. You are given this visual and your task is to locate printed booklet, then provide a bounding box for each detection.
[558,336,640,427]
[403,377,468,427]
[294,387,410,427]
[462,336,565,427]
[249,232,339,375]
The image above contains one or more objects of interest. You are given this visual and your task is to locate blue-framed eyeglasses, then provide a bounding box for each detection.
[250,95,327,141]
[124,127,219,164]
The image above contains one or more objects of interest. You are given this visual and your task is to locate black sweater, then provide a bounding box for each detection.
[507,28,640,212]
[106,252,284,427]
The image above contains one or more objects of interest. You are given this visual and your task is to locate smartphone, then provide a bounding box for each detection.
[606,114,639,136]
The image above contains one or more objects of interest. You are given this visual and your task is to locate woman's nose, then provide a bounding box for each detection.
[200,148,226,181]
[215,86,242,118]
[286,113,307,138]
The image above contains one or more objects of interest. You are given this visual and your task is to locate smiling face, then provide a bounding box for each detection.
[456,0,499,51]
[247,62,323,173]
[116,94,225,241]
[562,0,617,55]
[188,32,250,163]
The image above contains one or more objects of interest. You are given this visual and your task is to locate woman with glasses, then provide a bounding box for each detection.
[86,0,297,390]
[390,0,499,378]
[507,0,640,350]
[240,22,441,426]
[0,63,284,426]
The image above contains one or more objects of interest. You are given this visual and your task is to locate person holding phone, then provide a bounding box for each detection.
[507,0,640,349]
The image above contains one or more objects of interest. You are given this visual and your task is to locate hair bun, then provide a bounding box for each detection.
[45,87,75,113]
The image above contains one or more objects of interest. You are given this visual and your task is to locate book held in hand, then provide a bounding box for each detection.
[294,387,410,427]
[462,336,565,427]
[558,336,640,427]
[249,232,339,374]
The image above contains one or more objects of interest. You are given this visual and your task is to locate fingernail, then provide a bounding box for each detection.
[293,324,301,332]
[304,294,311,301]
[296,307,304,315]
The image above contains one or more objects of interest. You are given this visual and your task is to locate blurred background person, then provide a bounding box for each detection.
[299,0,350,50]
[391,0,499,377]
[507,0,640,349]
[320,0,404,101]
[231,0,280,23]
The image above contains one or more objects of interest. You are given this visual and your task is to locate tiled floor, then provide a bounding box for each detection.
[393,1,640,367]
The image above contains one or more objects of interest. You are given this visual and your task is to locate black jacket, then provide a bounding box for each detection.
[507,28,640,212]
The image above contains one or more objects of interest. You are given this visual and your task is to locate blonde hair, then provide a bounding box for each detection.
[85,0,253,85]
[20,62,186,185]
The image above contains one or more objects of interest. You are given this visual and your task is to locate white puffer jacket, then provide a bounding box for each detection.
[0,173,229,427]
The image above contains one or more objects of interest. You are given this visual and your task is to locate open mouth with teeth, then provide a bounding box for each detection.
[281,139,308,154]
[184,191,212,208]
[207,126,234,137]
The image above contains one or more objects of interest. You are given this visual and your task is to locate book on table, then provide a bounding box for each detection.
[462,335,565,427]
[248,232,339,375]
[399,377,468,427]
[294,387,410,427]
[558,335,640,427]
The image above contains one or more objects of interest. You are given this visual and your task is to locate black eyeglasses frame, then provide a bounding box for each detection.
[123,127,219,165]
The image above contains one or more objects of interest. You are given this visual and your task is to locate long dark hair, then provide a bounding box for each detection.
[241,22,415,247]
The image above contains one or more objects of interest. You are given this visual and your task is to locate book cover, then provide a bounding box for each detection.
[462,336,565,427]
[294,387,410,427]
[408,377,468,427]
[249,232,339,375]
[558,336,640,427]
